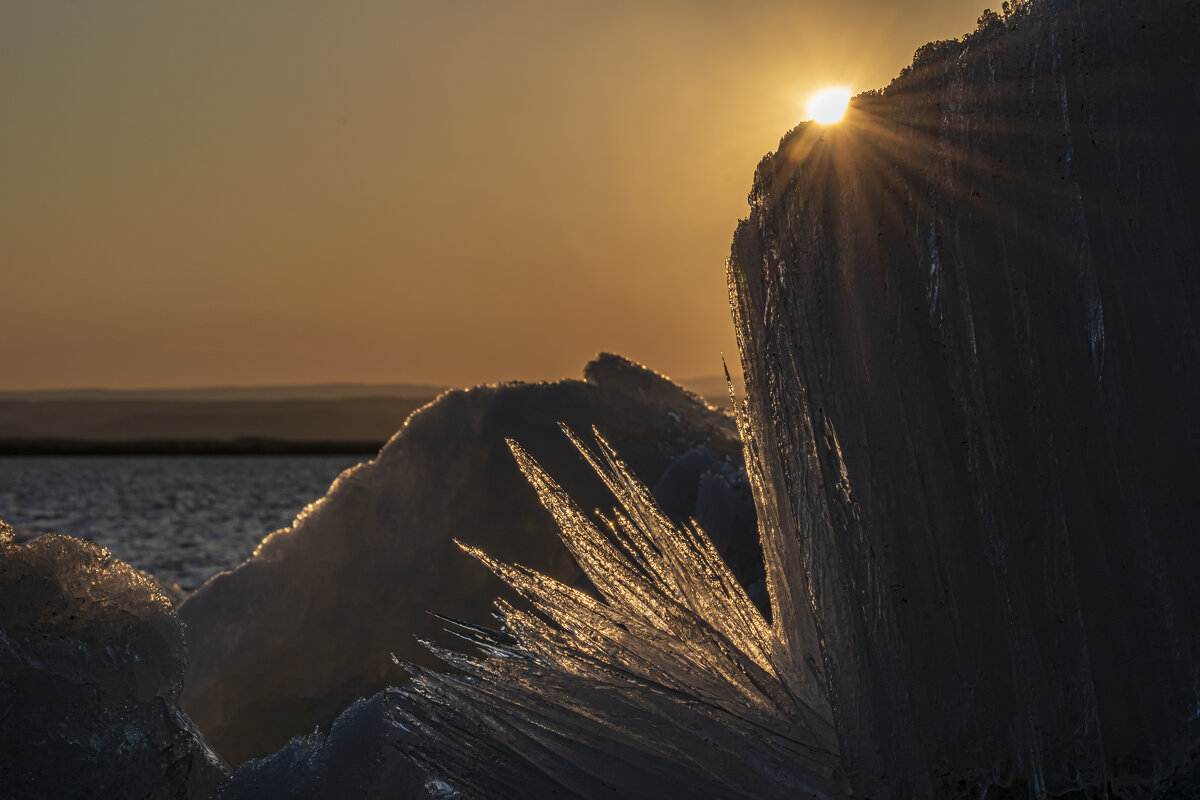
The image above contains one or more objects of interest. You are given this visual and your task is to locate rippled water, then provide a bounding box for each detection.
[0,455,364,591]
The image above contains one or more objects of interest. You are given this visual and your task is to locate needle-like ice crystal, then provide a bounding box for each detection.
[387,425,843,799]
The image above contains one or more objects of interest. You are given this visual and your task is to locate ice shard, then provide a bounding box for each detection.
[388,428,843,799]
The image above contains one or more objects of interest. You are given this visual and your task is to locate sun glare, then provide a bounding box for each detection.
[808,87,852,124]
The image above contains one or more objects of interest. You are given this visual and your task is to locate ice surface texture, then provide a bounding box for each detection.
[0,521,227,799]
[728,0,1200,795]
[179,354,760,764]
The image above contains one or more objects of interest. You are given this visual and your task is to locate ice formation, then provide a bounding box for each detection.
[384,426,842,798]
[0,520,227,799]
[179,354,760,763]
[208,418,835,799]
[8,1,1200,795]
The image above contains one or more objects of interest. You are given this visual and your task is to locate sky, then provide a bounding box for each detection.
[2,1,983,390]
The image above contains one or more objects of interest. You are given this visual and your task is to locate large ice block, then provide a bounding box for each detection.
[728,0,1200,794]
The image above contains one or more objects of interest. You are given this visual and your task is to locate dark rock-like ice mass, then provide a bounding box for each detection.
[179,354,758,764]
[0,520,227,800]
[728,0,1200,794]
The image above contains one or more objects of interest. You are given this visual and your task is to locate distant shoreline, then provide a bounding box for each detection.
[0,376,733,455]
[0,438,383,456]
[0,383,448,402]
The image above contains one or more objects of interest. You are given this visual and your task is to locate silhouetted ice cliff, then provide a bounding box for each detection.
[729,0,1200,795]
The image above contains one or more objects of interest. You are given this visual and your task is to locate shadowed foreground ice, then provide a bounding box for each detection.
[0,521,227,799]
[213,692,425,800]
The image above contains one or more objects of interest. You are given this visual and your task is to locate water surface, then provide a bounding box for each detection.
[0,455,364,590]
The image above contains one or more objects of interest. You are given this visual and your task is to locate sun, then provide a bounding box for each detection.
[808,87,852,124]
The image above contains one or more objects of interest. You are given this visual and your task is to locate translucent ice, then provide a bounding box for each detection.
[0,525,227,799]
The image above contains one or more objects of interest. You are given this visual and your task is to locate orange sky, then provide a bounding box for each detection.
[1,1,982,390]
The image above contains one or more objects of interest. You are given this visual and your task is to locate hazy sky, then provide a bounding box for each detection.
[2,1,982,390]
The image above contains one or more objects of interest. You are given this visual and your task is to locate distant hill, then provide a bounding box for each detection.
[0,396,437,454]
[0,376,734,453]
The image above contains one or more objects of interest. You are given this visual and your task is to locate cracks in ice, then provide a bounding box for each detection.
[927,220,943,328]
